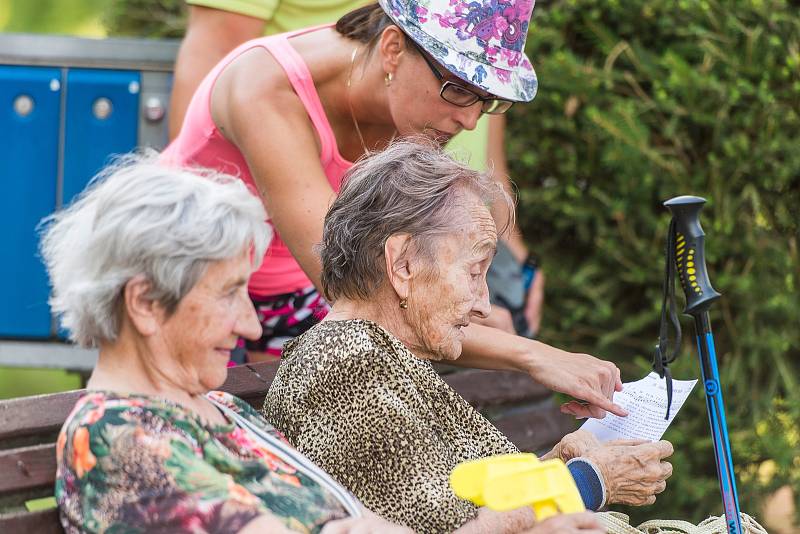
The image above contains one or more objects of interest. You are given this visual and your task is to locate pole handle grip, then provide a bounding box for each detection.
[663,196,721,315]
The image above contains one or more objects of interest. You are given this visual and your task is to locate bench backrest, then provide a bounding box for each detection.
[0,362,573,532]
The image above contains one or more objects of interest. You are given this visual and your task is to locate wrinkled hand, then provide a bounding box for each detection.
[320,510,413,534]
[523,268,545,335]
[470,304,516,334]
[545,430,602,462]
[525,343,627,418]
[583,440,674,506]
[521,511,604,534]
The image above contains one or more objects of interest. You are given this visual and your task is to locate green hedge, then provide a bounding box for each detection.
[509,0,799,522]
[104,0,185,38]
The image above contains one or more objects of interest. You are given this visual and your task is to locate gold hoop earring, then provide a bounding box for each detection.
[399,298,408,309]
[385,72,393,86]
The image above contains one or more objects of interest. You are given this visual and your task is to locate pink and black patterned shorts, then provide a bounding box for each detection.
[242,286,331,359]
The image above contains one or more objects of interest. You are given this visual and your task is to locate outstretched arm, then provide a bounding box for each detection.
[456,323,627,418]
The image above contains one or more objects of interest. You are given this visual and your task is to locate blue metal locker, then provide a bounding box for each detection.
[62,69,140,205]
[55,69,141,339]
[0,66,62,338]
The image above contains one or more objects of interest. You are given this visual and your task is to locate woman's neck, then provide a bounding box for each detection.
[87,329,221,422]
[86,340,227,425]
[291,29,397,160]
[325,296,433,360]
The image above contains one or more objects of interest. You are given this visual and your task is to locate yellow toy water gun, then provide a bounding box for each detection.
[450,453,584,520]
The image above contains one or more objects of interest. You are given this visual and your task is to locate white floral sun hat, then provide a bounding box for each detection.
[378,0,538,102]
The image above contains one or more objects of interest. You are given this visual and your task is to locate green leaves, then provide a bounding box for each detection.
[104,0,186,38]
[0,0,107,35]
[512,0,799,523]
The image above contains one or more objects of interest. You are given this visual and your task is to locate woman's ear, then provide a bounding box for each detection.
[378,25,407,79]
[384,233,413,300]
[122,276,161,337]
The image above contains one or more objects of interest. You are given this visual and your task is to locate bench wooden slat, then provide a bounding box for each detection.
[220,362,279,403]
[443,369,552,407]
[492,400,577,454]
[0,508,62,534]
[0,444,56,496]
[226,364,553,409]
[0,391,83,442]
[0,363,281,444]
[0,364,548,443]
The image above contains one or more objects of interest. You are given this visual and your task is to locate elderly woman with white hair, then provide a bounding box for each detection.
[265,141,675,534]
[44,156,424,534]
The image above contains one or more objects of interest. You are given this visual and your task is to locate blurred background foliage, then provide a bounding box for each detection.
[509,0,800,524]
[2,0,799,526]
[104,0,186,38]
[0,0,107,36]
[0,0,187,36]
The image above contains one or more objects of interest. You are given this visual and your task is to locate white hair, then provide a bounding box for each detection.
[39,152,270,348]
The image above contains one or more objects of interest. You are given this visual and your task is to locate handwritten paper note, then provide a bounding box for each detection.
[581,372,697,442]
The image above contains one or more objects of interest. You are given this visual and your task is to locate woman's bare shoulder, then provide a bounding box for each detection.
[210,47,313,143]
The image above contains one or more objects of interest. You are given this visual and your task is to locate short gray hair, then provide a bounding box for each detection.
[39,152,270,348]
[320,139,514,302]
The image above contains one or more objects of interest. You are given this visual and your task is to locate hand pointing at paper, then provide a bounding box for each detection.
[539,373,685,510]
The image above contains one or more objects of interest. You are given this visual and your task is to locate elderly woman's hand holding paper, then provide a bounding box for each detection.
[545,430,674,506]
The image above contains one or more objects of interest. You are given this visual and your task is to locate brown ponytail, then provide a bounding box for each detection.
[335,3,395,45]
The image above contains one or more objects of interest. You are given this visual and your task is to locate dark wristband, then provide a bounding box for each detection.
[567,458,606,511]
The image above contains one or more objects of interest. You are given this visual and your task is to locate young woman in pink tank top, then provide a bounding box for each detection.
[164,1,628,427]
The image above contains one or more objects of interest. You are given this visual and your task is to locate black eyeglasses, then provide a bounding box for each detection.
[410,41,514,115]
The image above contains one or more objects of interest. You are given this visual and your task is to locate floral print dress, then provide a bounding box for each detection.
[56,390,349,534]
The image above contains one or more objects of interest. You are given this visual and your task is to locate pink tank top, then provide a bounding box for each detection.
[162,28,353,297]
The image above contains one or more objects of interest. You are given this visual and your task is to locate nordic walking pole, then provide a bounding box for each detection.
[663,196,743,534]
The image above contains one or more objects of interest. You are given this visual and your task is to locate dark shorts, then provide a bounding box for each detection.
[239,286,331,361]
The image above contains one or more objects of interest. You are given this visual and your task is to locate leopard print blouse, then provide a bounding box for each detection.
[263,319,519,533]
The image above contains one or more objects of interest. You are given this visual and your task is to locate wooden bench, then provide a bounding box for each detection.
[0,361,575,532]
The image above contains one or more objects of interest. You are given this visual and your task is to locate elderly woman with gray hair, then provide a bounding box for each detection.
[43,156,420,533]
[265,141,675,534]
